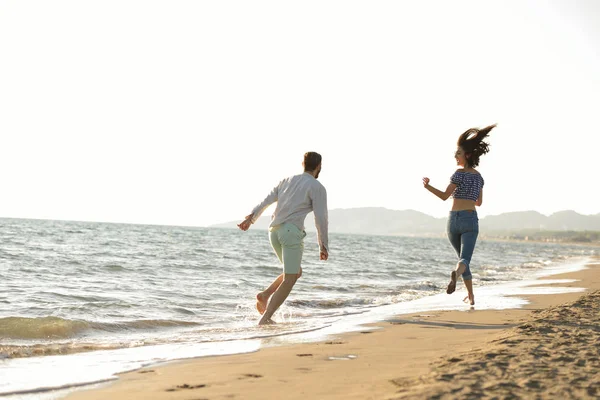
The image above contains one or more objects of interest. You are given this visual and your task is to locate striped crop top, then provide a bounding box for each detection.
[450,170,484,201]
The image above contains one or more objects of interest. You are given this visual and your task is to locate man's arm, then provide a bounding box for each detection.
[238,183,279,231]
[312,185,329,260]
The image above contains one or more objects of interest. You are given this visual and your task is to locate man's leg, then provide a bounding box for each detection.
[257,267,303,314]
[257,230,284,314]
[256,274,283,315]
[258,224,304,325]
[258,273,299,325]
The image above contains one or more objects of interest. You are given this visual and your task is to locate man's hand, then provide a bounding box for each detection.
[320,249,328,261]
[237,215,253,231]
[422,177,430,188]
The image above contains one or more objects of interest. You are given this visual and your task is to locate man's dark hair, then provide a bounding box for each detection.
[304,152,322,172]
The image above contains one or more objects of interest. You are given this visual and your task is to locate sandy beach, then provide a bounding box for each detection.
[65,258,600,400]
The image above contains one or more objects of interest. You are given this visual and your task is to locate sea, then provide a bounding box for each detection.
[0,217,597,398]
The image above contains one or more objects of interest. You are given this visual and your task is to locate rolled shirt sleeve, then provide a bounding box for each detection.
[249,183,279,224]
[312,185,329,252]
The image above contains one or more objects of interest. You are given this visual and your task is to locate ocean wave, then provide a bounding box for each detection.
[522,260,551,268]
[0,342,127,359]
[310,285,351,292]
[0,316,91,339]
[171,307,197,315]
[101,264,127,272]
[287,297,373,309]
[396,281,442,292]
[0,316,201,340]
[40,291,117,302]
[288,281,443,310]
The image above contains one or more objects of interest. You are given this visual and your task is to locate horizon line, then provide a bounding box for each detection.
[1,207,598,229]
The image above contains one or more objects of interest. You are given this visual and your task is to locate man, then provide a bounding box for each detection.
[238,152,329,325]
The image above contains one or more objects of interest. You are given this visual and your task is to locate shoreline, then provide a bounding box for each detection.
[479,236,600,247]
[2,257,592,398]
[62,257,600,400]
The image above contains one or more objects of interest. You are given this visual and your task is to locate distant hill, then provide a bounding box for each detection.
[213,207,443,235]
[481,210,600,232]
[211,208,600,236]
[480,211,549,231]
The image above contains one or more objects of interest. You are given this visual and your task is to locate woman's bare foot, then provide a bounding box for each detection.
[446,271,457,294]
[258,317,276,326]
[462,294,475,305]
[256,292,269,315]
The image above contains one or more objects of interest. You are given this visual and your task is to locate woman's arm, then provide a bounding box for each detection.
[475,188,483,207]
[422,177,456,201]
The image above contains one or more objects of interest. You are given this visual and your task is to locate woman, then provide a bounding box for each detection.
[422,124,495,305]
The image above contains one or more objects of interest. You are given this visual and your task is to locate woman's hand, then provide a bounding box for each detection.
[422,177,430,188]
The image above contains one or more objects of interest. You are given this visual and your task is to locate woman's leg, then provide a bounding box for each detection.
[463,279,475,305]
[458,228,478,305]
[446,216,462,294]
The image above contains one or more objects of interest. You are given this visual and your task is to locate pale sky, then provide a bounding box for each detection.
[1,0,599,227]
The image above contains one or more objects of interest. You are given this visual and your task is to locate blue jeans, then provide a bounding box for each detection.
[446,210,479,280]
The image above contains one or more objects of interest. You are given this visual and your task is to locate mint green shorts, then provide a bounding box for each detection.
[269,223,306,274]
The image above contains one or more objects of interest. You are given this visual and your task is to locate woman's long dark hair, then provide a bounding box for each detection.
[457,124,496,167]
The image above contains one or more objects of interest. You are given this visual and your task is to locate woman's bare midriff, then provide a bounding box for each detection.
[451,198,476,212]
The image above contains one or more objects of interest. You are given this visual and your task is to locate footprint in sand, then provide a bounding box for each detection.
[525,379,542,389]
[165,383,207,392]
[241,374,262,379]
[296,353,313,357]
[178,384,207,389]
[439,373,455,381]
[390,377,415,388]
[325,341,344,345]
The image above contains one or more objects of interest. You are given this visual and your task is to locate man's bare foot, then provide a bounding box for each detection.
[446,271,457,294]
[258,317,276,326]
[256,292,269,315]
[462,294,475,305]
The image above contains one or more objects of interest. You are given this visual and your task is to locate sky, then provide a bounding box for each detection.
[1,0,599,227]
